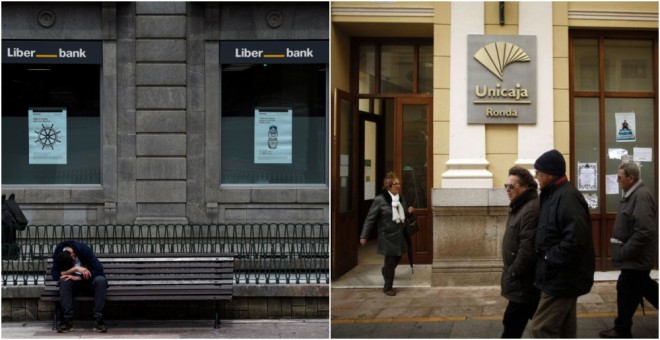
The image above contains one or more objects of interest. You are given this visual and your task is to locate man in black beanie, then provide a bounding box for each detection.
[529,149,595,338]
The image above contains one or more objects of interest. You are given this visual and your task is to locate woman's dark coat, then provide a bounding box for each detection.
[534,178,595,298]
[501,188,541,303]
[360,190,409,256]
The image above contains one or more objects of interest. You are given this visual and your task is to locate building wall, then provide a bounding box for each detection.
[330,1,657,286]
[2,2,329,226]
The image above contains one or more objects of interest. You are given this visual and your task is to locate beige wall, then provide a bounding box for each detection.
[332,1,658,189]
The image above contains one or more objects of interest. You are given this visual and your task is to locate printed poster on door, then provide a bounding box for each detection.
[615,112,636,142]
[254,108,292,164]
[29,108,67,164]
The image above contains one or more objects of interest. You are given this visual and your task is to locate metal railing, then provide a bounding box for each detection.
[1,223,329,286]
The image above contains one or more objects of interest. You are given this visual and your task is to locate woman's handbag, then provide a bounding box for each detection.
[404,214,419,238]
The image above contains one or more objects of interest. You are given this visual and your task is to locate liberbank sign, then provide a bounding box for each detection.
[467,35,537,124]
[3,41,102,64]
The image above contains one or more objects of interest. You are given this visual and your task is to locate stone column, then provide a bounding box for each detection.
[441,1,492,189]
[134,2,188,224]
[517,2,554,168]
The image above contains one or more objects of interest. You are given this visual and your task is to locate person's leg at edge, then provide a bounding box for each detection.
[641,271,658,309]
[501,300,532,338]
[382,255,401,292]
[92,275,108,321]
[613,269,644,335]
[560,297,577,338]
[530,292,575,338]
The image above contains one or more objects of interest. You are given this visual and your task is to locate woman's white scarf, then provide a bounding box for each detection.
[389,191,406,224]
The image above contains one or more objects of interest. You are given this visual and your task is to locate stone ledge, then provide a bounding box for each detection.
[2,283,329,299]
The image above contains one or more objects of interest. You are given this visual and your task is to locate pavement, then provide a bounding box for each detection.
[331,282,659,338]
[1,319,329,339]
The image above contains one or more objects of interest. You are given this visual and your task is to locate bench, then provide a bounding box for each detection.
[41,252,235,329]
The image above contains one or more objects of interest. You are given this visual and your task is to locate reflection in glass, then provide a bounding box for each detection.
[418,45,433,94]
[381,45,414,94]
[605,40,654,92]
[359,44,376,94]
[363,121,377,200]
[573,39,598,91]
[402,104,428,209]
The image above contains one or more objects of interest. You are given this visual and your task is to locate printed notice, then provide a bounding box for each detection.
[29,108,67,164]
[633,147,653,162]
[615,112,636,142]
[608,148,628,160]
[254,108,292,164]
[606,174,619,195]
[578,162,597,191]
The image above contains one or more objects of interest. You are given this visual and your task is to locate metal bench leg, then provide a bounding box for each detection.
[214,301,220,329]
[52,302,60,330]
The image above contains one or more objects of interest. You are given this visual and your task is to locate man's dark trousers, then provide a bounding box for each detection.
[614,269,659,333]
[59,276,108,320]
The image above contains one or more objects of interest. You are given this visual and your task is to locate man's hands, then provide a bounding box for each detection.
[360,238,367,246]
[60,274,83,281]
[60,266,91,280]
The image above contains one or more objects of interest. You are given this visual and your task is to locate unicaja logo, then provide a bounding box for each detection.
[474,42,530,80]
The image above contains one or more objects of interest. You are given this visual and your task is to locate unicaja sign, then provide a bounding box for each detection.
[467,35,537,124]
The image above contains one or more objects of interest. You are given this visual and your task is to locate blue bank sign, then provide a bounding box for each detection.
[220,41,328,64]
[3,41,102,64]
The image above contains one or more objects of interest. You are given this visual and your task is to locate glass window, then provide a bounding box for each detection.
[359,44,376,94]
[418,45,433,94]
[381,45,414,94]
[573,98,600,212]
[573,39,599,91]
[402,104,428,209]
[605,40,654,92]
[2,64,101,184]
[221,63,326,184]
[604,98,655,212]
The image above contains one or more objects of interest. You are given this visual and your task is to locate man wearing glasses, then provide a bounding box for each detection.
[52,240,107,333]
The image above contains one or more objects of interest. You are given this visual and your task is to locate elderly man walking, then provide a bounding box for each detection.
[530,149,595,338]
[600,162,658,338]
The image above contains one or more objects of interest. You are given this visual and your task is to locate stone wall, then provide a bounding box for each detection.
[432,188,509,286]
[1,285,329,322]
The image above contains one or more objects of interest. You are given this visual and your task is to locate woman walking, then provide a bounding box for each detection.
[360,172,414,296]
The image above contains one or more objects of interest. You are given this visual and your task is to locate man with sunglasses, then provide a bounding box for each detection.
[52,240,107,333]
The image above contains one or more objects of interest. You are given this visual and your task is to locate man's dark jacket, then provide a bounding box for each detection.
[612,182,658,270]
[535,178,595,298]
[51,240,105,280]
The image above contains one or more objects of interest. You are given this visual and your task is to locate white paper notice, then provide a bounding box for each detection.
[606,174,619,195]
[29,108,67,164]
[577,162,597,191]
[254,108,292,164]
[633,147,653,162]
[608,148,628,160]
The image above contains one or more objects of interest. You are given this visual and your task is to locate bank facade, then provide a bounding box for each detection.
[331,1,658,286]
[2,2,329,321]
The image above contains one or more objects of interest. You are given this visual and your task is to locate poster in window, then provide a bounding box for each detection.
[615,112,636,142]
[254,108,292,164]
[29,108,67,164]
[577,162,597,191]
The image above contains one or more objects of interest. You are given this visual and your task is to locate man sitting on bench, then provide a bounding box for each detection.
[52,240,108,333]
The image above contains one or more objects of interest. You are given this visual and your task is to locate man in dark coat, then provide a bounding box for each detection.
[600,162,658,338]
[360,172,414,296]
[51,240,108,333]
[500,166,540,338]
[530,149,595,338]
